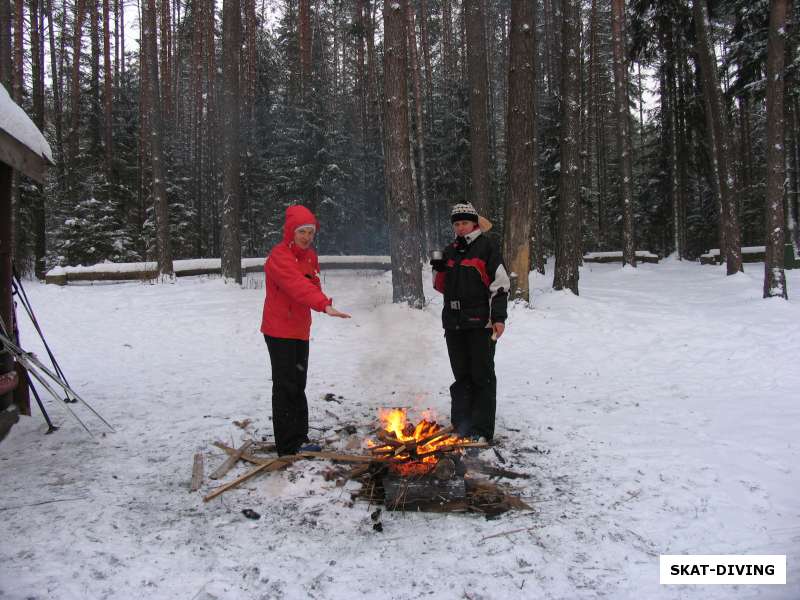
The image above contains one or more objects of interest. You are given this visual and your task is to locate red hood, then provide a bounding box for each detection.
[283,205,319,243]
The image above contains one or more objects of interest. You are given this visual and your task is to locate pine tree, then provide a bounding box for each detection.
[553,0,581,295]
[763,0,789,299]
[382,0,423,307]
[220,0,241,283]
[504,0,537,302]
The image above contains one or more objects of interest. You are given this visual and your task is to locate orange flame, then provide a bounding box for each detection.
[373,408,469,476]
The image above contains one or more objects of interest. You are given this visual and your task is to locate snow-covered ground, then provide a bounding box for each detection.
[1,258,798,599]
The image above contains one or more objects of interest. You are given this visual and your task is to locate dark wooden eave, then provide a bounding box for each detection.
[0,126,53,183]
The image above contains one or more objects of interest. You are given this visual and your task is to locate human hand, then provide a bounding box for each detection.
[325,305,351,318]
[491,322,505,341]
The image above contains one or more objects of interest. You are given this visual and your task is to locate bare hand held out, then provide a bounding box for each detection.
[325,305,351,319]
[491,322,505,341]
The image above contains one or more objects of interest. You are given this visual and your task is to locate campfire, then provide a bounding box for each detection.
[198,407,531,518]
[353,408,529,515]
[366,408,478,477]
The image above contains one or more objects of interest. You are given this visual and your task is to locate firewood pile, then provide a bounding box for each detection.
[195,408,531,518]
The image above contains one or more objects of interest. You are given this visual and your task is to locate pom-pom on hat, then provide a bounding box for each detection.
[450,203,480,224]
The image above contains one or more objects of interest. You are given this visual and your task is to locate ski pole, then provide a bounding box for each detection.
[11,270,77,403]
[0,327,114,432]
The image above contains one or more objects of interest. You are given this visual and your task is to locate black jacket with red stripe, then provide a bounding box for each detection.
[433,230,510,330]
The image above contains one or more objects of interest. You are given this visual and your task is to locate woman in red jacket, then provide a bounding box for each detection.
[260,205,350,455]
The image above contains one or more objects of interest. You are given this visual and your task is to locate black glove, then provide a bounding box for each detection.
[430,258,446,272]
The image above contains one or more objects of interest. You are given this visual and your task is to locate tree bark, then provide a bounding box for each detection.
[788,97,800,250]
[29,0,46,277]
[159,0,172,122]
[0,0,11,92]
[553,0,580,295]
[220,0,241,284]
[611,0,635,267]
[89,0,102,156]
[382,0,423,308]
[142,0,174,276]
[206,0,219,256]
[464,0,491,216]
[299,0,311,100]
[10,0,24,263]
[12,0,22,103]
[418,0,433,111]
[503,0,536,302]
[763,0,789,299]
[406,1,431,254]
[692,0,742,274]
[441,0,453,94]
[68,0,85,196]
[102,0,113,178]
[45,0,63,174]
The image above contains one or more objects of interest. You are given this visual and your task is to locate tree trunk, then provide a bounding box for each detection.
[114,0,119,91]
[89,0,102,156]
[406,1,431,254]
[191,0,204,255]
[119,0,124,84]
[299,0,311,100]
[10,0,24,263]
[464,0,491,216]
[763,0,788,299]
[29,0,46,277]
[45,0,63,176]
[0,0,11,92]
[68,0,85,196]
[206,0,219,256]
[441,0,453,92]
[553,0,580,295]
[418,0,433,112]
[12,0,22,103]
[221,0,241,284]
[584,0,598,247]
[675,34,690,259]
[692,0,742,274]
[159,0,172,122]
[382,0,423,308]
[788,97,800,250]
[366,0,379,146]
[503,0,536,302]
[611,0,635,267]
[102,0,113,178]
[661,33,680,259]
[142,0,174,277]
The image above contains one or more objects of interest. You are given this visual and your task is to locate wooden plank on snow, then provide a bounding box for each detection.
[190,453,204,492]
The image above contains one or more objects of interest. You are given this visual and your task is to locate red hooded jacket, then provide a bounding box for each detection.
[260,205,332,340]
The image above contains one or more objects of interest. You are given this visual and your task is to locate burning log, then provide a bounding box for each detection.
[376,430,405,447]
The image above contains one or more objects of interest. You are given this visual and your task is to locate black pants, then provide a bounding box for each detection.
[445,328,497,440]
[264,335,310,456]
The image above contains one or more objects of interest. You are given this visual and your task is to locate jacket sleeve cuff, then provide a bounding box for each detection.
[314,297,333,312]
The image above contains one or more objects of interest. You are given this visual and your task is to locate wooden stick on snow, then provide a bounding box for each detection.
[209,440,253,480]
[213,441,272,466]
[203,456,300,502]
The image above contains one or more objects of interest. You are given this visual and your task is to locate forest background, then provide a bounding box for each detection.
[1,0,798,301]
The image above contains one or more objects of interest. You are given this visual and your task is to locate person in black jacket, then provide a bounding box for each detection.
[431,203,510,442]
